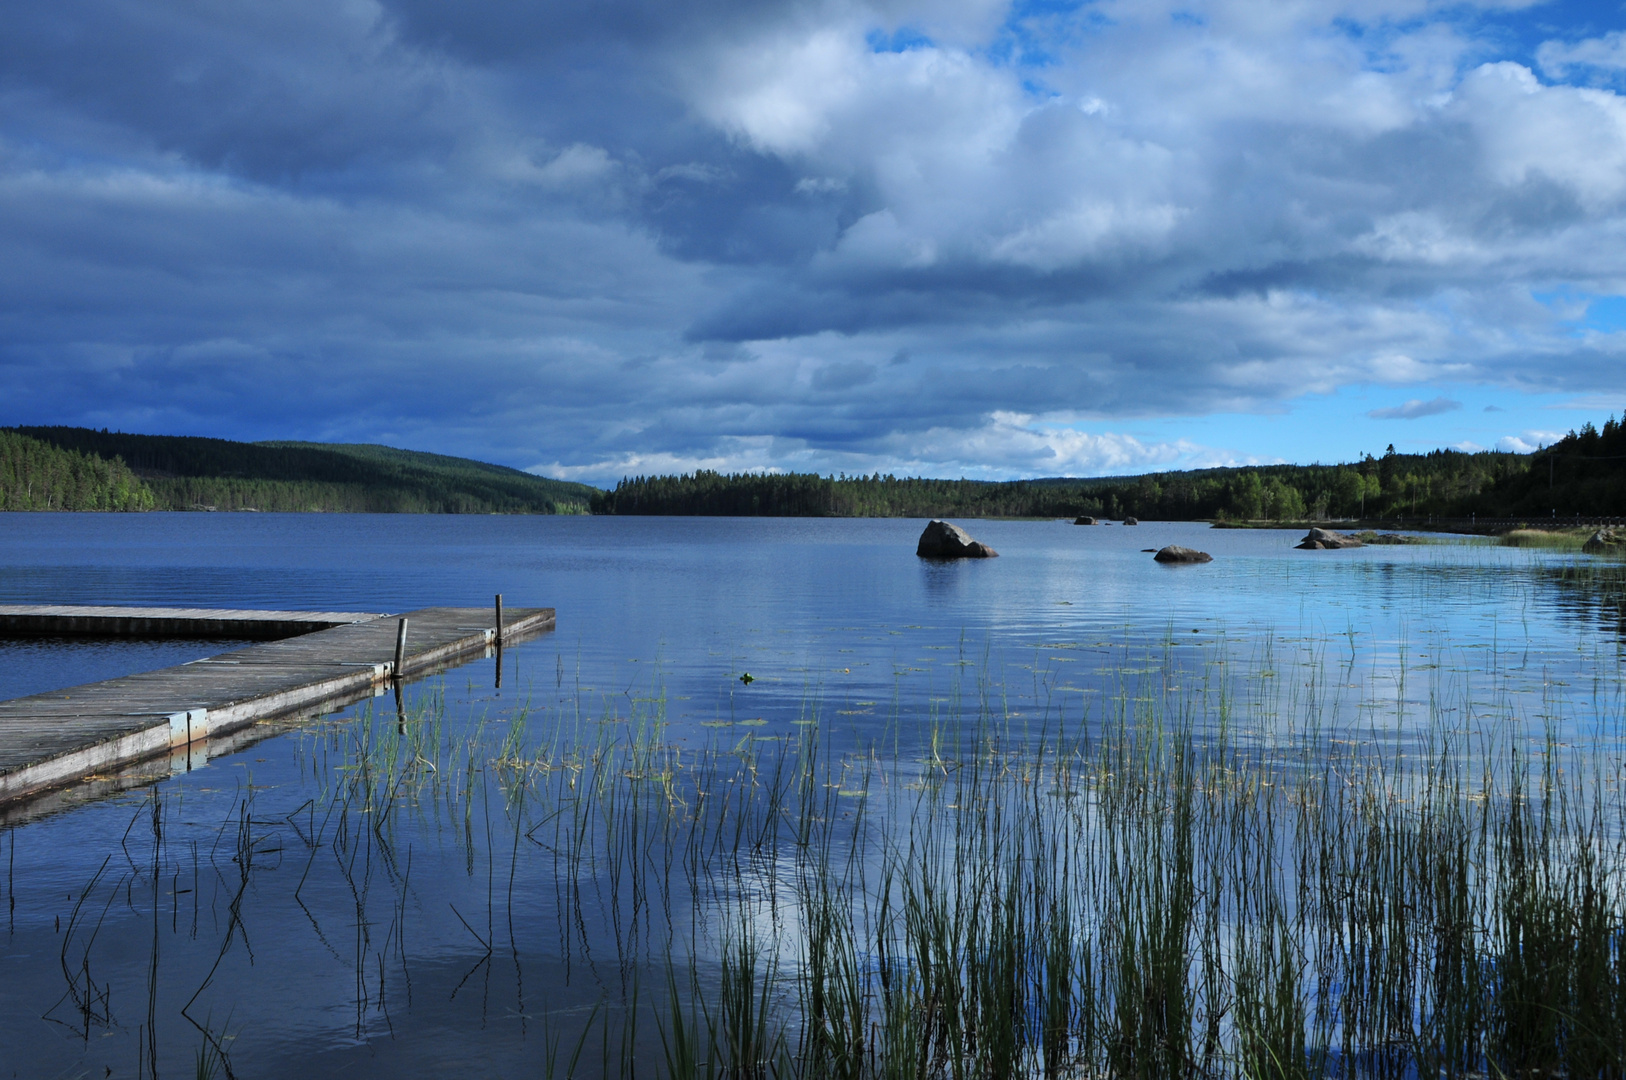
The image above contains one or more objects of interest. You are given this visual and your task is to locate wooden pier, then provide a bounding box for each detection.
[0,605,554,807]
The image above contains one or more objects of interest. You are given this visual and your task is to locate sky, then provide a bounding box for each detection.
[3,0,1626,486]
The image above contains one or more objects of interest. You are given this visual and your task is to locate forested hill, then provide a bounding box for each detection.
[0,429,154,511]
[2,427,596,513]
[591,446,1538,521]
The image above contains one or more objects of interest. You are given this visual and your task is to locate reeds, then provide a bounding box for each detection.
[320,649,1626,1076]
[38,634,1626,1078]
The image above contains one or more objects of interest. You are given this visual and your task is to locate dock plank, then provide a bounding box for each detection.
[0,605,554,805]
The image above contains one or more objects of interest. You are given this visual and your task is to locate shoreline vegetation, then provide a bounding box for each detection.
[40,634,1626,1077]
[591,418,1626,525]
[0,427,597,513]
[7,415,1626,526]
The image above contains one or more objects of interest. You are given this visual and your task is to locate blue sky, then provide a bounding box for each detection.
[3,0,1626,485]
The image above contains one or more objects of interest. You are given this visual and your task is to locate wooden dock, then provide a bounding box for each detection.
[0,605,554,807]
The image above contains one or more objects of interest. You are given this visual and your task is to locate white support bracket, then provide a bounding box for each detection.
[167,708,209,749]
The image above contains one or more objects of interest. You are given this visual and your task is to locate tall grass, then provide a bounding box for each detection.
[1500,528,1592,549]
[453,649,1626,1078]
[43,638,1626,1078]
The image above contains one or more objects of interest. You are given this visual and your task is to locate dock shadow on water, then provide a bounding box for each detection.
[1,617,1625,1080]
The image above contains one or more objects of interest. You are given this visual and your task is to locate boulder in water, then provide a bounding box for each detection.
[1073,515,1098,525]
[1584,528,1626,554]
[1123,517,1139,525]
[917,520,998,558]
[1154,545,1212,564]
[1296,527,1364,550]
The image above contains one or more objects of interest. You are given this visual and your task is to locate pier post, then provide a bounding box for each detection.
[394,617,409,680]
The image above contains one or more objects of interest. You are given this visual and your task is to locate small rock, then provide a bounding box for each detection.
[1123,516,1139,525]
[917,519,999,558]
[1073,515,1098,525]
[1154,545,1212,564]
[1584,528,1626,554]
[1141,548,1157,553]
[1296,527,1363,550]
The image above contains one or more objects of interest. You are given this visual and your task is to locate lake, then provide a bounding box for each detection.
[0,513,1621,1077]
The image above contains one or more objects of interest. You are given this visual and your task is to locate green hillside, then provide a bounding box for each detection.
[0,429,154,511]
[3,427,597,513]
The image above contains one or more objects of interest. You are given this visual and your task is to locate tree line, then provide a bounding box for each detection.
[591,444,1542,521]
[0,427,597,513]
[1476,417,1626,517]
[0,430,155,511]
[14,418,1625,521]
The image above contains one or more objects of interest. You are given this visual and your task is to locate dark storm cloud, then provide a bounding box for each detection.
[3,0,1626,481]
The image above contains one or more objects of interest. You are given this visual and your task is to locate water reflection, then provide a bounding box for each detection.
[1,516,1626,1075]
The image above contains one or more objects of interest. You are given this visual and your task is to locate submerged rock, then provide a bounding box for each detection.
[917,520,998,558]
[1584,528,1626,554]
[1154,545,1212,564]
[1296,527,1364,550]
[1073,515,1098,525]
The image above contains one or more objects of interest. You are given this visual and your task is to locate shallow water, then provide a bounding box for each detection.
[0,513,1621,1077]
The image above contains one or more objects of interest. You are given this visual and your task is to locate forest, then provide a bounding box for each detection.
[1466,417,1626,517]
[590,444,1543,521]
[11,419,1626,522]
[0,430,154,511]
[0,428,597,513]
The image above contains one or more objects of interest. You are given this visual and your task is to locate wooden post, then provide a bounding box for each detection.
[394,617,409,680]
[494,594,504,689]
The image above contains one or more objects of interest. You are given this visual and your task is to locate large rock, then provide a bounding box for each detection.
[1154,545,1212,564]
[1123,517,1139,525]
[1584,528,1626,554]
[1296,527,1364,550]
[917,520,998,558]
[1073,515,1098,525]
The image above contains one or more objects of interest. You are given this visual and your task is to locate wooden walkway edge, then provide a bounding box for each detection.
[0,604,384,639]
[0,605,555,807]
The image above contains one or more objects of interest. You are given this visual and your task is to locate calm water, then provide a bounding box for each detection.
[0,513,1620,1078]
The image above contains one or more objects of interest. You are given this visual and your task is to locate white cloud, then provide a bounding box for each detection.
[1450,62,1626,210]
[870,411,1245,478]
[1538,32,1626,77]
[794,176,846,195]
[529,144,618,187]
[1368,396,1463,420]
[530,438,784,483]
[1496,431,1564,452]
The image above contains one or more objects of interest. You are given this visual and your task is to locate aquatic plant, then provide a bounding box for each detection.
[20,622,1626,1078]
